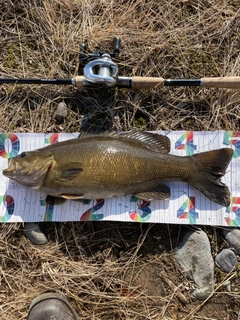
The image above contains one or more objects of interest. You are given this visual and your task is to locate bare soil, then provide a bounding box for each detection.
[0,1,240,319]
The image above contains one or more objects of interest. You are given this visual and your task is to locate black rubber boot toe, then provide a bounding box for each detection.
[27,292,79,320]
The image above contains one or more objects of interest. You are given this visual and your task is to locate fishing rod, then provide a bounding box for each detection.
[1,37,240,90]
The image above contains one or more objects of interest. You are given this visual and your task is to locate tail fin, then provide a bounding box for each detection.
[188,148,233,206]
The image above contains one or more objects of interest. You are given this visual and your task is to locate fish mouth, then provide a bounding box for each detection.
[2,168,15,178]
[2,159,16,177]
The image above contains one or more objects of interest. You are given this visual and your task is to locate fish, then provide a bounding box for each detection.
[2,131,233,206]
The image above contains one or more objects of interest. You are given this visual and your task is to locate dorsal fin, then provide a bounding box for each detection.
[78,131,171,153]
[78,131,119,139]
[120,131,171,153]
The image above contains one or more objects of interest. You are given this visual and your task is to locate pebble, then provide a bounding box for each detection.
[175,229,215,300]
[222,228,240,255]
[53,102,69,123]
[24,223,49,245]
[222,280,231,292]
[215,249,238,273]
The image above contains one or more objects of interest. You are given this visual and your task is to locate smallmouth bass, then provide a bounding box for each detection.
[3,132,233,206]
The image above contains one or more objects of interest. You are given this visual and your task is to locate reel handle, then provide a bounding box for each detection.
[113,37,121,56]
[80,43,88,61]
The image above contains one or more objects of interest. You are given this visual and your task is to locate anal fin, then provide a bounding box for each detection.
[135,184,170,201]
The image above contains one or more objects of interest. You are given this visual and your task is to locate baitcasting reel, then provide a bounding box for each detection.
[79,37,120,87]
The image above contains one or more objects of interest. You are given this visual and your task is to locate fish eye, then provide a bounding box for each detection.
[20,152,27,158]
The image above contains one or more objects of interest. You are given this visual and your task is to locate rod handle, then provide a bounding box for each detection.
[131,76,165,89]
[201,77,240,88]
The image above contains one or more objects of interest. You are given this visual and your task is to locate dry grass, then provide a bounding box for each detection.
[1,0,240,133]
[1,0,240,319]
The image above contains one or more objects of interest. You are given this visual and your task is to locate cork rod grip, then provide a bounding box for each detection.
[201,77,240,89]
[73,76,85,88]
[131,76,165,89]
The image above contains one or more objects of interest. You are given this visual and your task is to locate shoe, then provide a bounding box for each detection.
[24,223,49,245]
[27,292,79,320]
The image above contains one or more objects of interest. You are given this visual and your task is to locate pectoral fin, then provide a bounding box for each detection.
[46,195,67,205]
[57,162,83,181]
[46,194,87,204]
[135,184,170,201]
[61,194,84,200]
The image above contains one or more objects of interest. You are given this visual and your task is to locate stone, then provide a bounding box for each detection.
[222,228,240,255]
[175,229,215,300]
[215,249,238,273]
[222,280,231,292]
[53,102,69,123]
[24,223,49,245]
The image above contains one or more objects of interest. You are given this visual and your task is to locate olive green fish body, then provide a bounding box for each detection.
[40,136,192,199]
[3,132,233,206]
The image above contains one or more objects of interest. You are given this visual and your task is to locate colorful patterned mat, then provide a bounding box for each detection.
[0,131,239,225]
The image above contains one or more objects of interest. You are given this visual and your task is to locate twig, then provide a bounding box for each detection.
[159,270,188,305]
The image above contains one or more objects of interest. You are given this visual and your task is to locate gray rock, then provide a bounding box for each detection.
[222,280,231,292]
[175,229,215,300]
[24,223,48,245]
[222,228,240,255]
[215,249,238,273]
[53,102,69,123]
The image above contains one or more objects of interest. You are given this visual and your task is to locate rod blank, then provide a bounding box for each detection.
[0,78,72,85]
